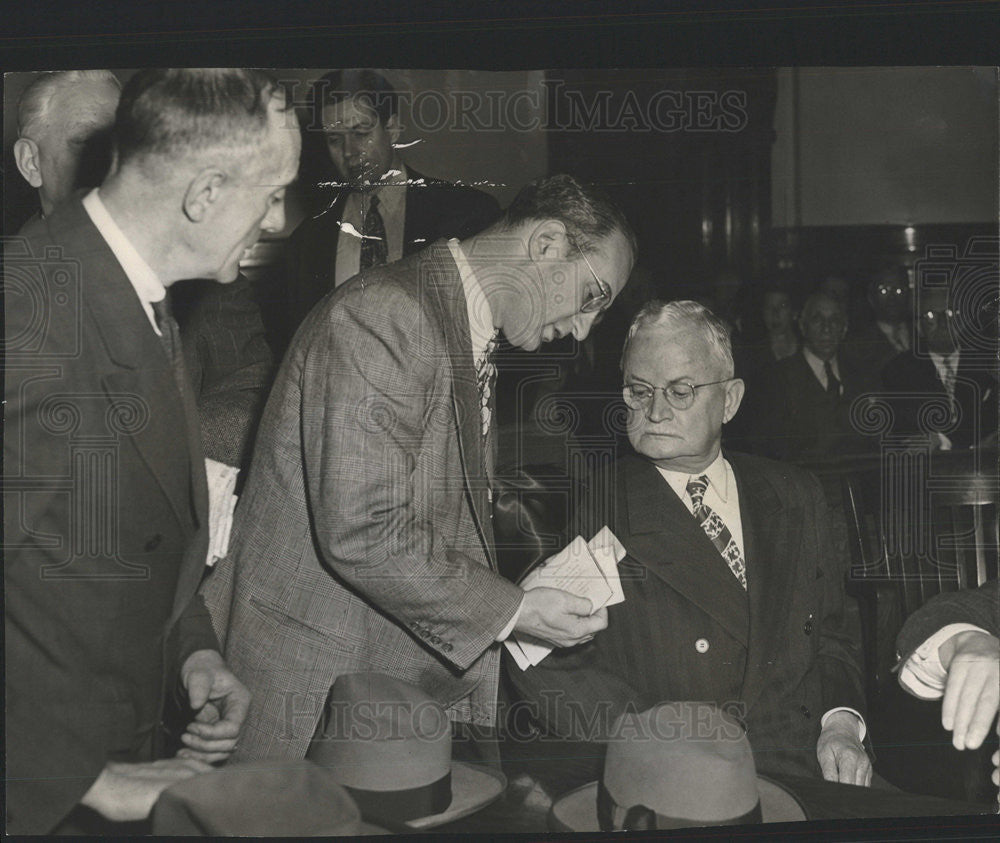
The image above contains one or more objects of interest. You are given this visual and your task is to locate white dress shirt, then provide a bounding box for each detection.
[333,163,408,287]
[803,346,843,395]
[897,623,989,698]
[446,240,521,641]
[82,188,166,333]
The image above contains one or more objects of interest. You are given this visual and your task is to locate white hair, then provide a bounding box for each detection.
[621,299,735,377]
[17,70,121,138]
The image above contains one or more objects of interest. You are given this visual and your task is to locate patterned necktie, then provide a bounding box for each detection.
[686,475,747,589]
[476,330,499,441]
[824,360,841,396]
[360,193,388,270]
[151,296,182,368]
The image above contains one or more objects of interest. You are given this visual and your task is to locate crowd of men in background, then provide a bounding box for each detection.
[5,67,998,834]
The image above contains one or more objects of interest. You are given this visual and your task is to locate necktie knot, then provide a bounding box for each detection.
[824,360,841,396]
[686,475,709,510]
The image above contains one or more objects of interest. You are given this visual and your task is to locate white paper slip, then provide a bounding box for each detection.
[504,636,533,671]
[519,535,614,612]
[587,526,626,606]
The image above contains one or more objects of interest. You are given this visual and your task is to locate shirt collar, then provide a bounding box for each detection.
[81,188,166,306]
[656,451,731,504]
[447,237,495,362]
[802,345,839,379]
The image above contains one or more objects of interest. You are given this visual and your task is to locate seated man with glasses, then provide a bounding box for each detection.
[504,299,870,796]
[881,286,998,450]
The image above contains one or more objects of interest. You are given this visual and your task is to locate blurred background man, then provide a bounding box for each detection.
[271,68,501,353]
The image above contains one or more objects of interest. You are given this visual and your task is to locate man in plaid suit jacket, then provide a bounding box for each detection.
[201,175,636,761]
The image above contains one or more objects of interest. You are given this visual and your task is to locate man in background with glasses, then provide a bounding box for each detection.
[202,174,636,767]
[507,299,870,796]
[882,285,998,450]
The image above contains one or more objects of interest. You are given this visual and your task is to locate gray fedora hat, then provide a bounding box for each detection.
[549,702,808,832]
[307,672,505,830]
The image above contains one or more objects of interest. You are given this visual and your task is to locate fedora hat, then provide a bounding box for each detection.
[307,672,505,830]
[549,702,808,832]
[151,760,387,836]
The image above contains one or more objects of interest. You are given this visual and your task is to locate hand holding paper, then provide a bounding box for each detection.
[506,527,626,670]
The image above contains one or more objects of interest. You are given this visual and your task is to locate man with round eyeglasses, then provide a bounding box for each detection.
[507,299,871,793]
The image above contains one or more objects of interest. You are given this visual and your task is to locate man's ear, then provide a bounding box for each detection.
[723,377,746,424]
[385,113,402,146]
[183,168,227,222]
[14,138,43,188]
[527,219,570,261]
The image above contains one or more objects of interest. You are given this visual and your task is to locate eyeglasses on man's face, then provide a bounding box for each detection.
[622,378,733,411]
[573,241,614,314]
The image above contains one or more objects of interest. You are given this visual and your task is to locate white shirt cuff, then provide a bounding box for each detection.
[897,623,990,699]
[496,595,525,642]
[821,707,867,743]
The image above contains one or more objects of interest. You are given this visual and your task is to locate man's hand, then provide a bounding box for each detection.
[514,587,608,649]
[79,758,214,822]
[816,711,872,787]
[937,630,1000,750]
[177,649,250,763]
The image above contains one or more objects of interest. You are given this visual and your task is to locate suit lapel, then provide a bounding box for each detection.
[51,201,197,534]
[621,457,749,645]
[730,454,800,711]
[421,242,496,567]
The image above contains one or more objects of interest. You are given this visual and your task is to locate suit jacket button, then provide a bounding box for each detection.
[800,705,811,718]
[144,534,162,551]
[431,635,441,645]
[443,643,453,653]
[803,617,814,635]
[695,638,710,653]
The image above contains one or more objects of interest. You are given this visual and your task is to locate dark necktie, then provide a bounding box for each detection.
[686,475,747,589]
[824,360,841,396]
[151,296,183,368]
[360,193,388,270]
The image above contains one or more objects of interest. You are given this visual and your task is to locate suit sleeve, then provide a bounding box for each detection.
[300,283,523,671]
[810,473,868,717]
[895,579,1000,664]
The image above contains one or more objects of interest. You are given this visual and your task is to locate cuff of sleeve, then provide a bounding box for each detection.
[496,594,525,642]
[821,707,867,743]
[896,622,989,698]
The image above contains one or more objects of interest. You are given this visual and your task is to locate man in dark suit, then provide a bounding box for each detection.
[4,68,299,833]
[842,266,913,380]
[201,175,635,763]
[271,68,501,352]
[881,286,998,450]
[506,300,869,789]
[750,291,876,461]
[12,70,276,557]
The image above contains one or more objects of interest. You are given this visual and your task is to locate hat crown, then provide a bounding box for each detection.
[603,703,759,826]
[309,672,452,791]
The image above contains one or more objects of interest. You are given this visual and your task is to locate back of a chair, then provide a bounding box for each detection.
[841,453,1000,695]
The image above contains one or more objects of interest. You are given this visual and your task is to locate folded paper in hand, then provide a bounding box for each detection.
[505,527,626,670]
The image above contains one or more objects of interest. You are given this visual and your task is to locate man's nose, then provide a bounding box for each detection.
[343,134,362,159]
[261,200,286,234]
[568,313,597,342]
[647,389,674,423]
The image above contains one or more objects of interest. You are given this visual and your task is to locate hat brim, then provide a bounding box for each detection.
[548,774,808,832]
[403,763,506,830]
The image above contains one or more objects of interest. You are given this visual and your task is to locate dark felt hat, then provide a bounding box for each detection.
[151,760,387,836]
